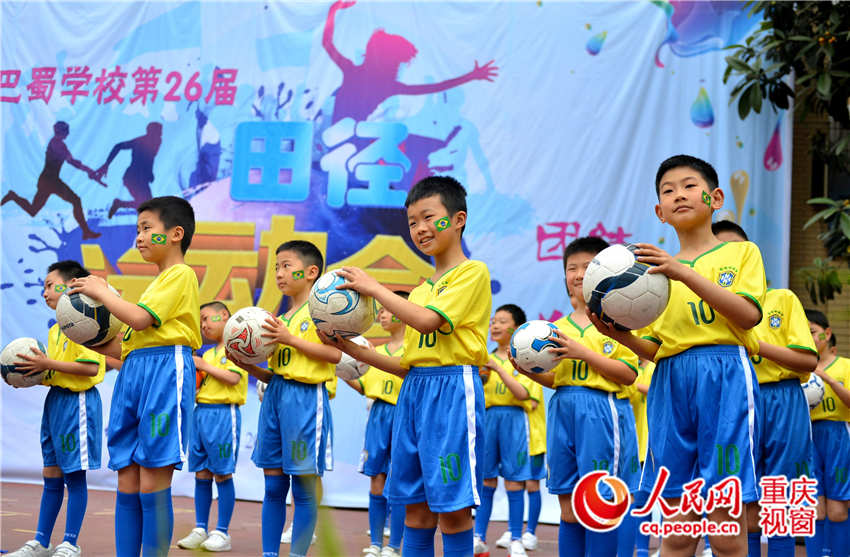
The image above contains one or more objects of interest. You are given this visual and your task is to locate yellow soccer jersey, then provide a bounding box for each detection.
[400,260,491,369]
[810,357,850,422]
[197,345,247,405]
[526,380,546,456]
[483,353,532,408]
[750,289,817,384]
[268,301,335,384]
[121,263,201,359]
[630,361,654,462]
[360,343,404,405]
[326,376,338,399]
[642,242,766,360]
[43,324,106,392]
[551,315,638,391]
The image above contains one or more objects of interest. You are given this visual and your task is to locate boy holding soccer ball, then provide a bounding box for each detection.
[320,176,491,557]
[69,196,201,556]
[591,155,767,557]
[512,237,639,557]
[228,240,341,557]
[6,261,106,557]
[176,301,247,552]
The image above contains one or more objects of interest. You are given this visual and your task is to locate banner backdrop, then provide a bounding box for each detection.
[1,1,791,524]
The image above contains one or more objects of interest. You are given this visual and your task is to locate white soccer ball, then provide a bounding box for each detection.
[335,335,372,380]
[802,374,825,410]
[1,337,47,388]
[55,285,123,347]
[223,306,276,365]
[510,320,560,374]
[583,244,670,331]
[309,270,377,339]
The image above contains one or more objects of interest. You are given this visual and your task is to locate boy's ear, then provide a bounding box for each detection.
[709,187,725,211]
[452,210,466,230]
[306,264,320,281]
[654,203,665,223]
[170,225,185,245]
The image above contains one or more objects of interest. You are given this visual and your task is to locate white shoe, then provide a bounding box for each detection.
[281,524,317,545]
[362,545,381,556]
[509,539,528,557]
[521,531,538,551]
[380,547,401,557]
[177,527,208,549]
[200,530,232,552]
[495,530,511,548]
[7,540,52,557]
[698,547,713,557]
[383,526,391,538]
[474,535,490,557]
[51,542,81,557]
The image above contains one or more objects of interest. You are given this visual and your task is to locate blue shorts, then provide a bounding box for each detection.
[359,399,395,477]
[529,453,546,481]
[811,420,850,500]
[483,405,531,481]
[189,403,241,475]
[385,365,485,513]
[640,345,760,502]
[547,386,637,494]
[756,379,812,480]
[41,386,102,473]
[251,375,333,475]
[108,346,194,471]
[615,396,642,493]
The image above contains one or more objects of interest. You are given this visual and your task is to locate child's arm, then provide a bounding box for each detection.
[106,356,123,370]
[225,350,274,383]
[83,335,122,360]
[344,378,365,395]
[816,369,850,409]
[635,382,649,395]
[318,331,407,378]
[261,317,341,364]
[635,243,761,330]
[757,342,818,374]
[68,276,156,331]
[509,355,555,389]
[15,346,98,377]
[487,358,530,401]
[550,330,636,385]
[193,356,241,386]
[586,312,660,362]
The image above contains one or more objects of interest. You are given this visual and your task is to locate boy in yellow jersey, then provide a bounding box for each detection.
[625,360,654,557]
[320,176,491,557]
[590,155,767,557]
[474,303,535,557]
[805,309,850,557]
[6,261,106,557]
[712,220,819,557]
[69,196,200,556]
[229,240,341,557]
[513,237,639,557]
[343,293,409,557]
[177,301,247,552]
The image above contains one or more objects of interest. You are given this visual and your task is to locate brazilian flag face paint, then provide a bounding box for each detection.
[391,315,400,323]
[211,315,222,322]
[151,233,167,245]
[819,332,827,341]
[292,270,305,280]
[435,216,451,231]
[702,191,712,207]
[54,284,68,293]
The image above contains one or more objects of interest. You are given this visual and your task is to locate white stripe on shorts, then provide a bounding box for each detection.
[230,404,237,464]
[175,346,186,462]
[737,345,758,489]
[77,391,89,470]
[315,384,324,474]
[462,365,480,506]
[607,393,620,476]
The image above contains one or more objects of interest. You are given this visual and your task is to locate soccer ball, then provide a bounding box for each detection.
[802,374,825,410]
[583,244,670,331]
[1,337,47,388]
[335,335,372,380]
[55,285,123,347]
[223,306,276,365]
[309,270,377,339]
[510,320,560,374]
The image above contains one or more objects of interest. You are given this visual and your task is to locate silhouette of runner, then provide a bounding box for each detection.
[2,121,101,239]
[97,122,162,218]
[322,0,498,124]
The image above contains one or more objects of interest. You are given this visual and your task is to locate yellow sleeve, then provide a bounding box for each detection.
[69,342,102,365]
[609,338,639,375]
[734,242,767,321]
[137,265,196,327]
[783,292,818,355]
[425,262,490,334]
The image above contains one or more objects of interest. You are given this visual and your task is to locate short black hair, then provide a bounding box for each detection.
[137,196,196,254]
[54,121,69,135]
[655,155,719,197]
[392,290,410,300]
[830,332,837,348]
[405,176,468,234]
[496,303,526,327]
[711,220,748,241]
[200,301,231,317]
[276,240,324,275]
[805,309,830,330]
[47,260,90,282]
[562,236,609,270]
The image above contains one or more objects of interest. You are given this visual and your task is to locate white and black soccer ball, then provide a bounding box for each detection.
[223,306,276,365]
[583,244,670,331]
[510,320,560,374]
[1,337,47,388]
[335,335,372,381]
[55,285,124,347]
[802,374,825,410]
[309,270,377,339]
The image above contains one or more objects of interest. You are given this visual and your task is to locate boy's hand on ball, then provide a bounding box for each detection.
[68,275,111,299]
[261,316,292,345]
[15,346,49,373]
[587,309,619,337]
[335,267,380,296]
[508,353,528,374]
[548,329,578,361]
[632,243,687,281]
[316,330,355,353]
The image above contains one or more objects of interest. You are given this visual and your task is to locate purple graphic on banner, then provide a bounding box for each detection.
[98,122,163,218]
[690,87,714,128]
[763,118,783,171]
[586,32,607,56]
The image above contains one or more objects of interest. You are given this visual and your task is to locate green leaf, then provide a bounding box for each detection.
[749,82,763,113]
[803,207,841,230]
[738,85,754,120]
[807,197,839,206]
[789,35,814,42]
[726,56,754,73]
[835,135,850,156]
[817,73,832,97]
[840,213,850,240]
